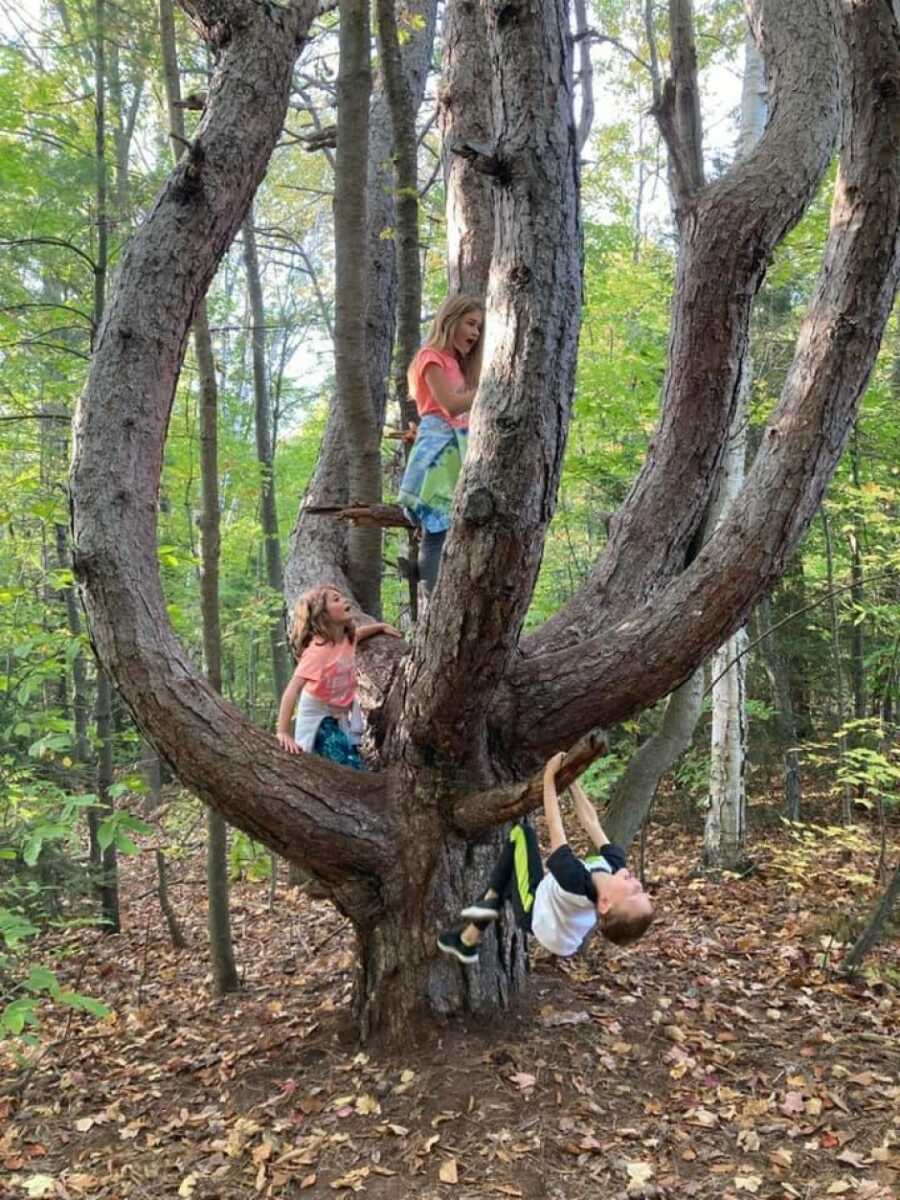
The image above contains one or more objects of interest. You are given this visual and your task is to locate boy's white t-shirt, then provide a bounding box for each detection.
[530,844,625,957]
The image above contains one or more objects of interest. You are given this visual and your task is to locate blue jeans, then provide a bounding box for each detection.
[418,529,446,596]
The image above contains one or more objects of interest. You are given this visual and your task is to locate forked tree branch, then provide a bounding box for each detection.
[452,729,608,837]
[508,0,900,754]
[521,0,840,663]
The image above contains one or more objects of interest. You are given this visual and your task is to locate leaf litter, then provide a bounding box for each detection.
[0,802,897,1199]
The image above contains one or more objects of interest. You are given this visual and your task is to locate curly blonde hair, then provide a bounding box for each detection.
[410,293,485,392]
[287,585,355,661]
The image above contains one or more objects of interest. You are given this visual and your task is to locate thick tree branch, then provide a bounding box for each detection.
[521,0,840,663]
[507,0,900,754]
[453,730,608,837]
[655,0,704,208]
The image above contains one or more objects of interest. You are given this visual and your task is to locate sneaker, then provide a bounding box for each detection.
[460,895,502,922]
[437,929,479,965]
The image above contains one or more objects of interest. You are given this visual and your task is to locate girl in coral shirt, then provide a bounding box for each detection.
[397,294,484,595]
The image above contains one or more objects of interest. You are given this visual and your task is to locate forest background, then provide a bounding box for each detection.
[0,0,898,1192]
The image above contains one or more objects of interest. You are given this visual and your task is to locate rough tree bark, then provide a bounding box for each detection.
[159,0,239,992]
[438,0,494,296]
[70,0,900,1040]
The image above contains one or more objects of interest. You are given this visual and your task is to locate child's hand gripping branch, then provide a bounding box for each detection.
[437,752,654,965]
[274,586,400,768]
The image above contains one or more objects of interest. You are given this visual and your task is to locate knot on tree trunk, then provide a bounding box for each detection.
[462,486,497,525]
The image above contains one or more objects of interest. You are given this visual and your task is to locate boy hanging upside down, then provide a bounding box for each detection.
[438,752,654,965]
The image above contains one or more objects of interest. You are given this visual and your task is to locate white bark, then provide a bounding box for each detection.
[702,37,766,871]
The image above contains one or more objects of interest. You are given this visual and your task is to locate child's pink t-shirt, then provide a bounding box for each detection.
[410,348,468,429]
[294,637,357,708]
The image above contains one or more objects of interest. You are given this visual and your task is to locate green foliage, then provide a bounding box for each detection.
[227,829,272,882]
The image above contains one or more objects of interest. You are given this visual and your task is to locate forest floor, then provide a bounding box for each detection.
[1,791,898,1200]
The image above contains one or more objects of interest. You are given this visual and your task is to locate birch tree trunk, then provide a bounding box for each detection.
[756,596,802,820]
[701,32,765,870]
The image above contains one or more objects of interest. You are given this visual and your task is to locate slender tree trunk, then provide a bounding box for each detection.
[159,0,239,992]
[847,426,867,801]
[374,0,424,617]
[156,849,188,949]
[284,0,437,611]
[822,509,854,823]
[702,35,765,873]
[92,0,119,928]
[572,0,595,155]
[95,669,120,932]
[604,671,704,849]
[242,211,291,697]
[334,0,382,615]
[703,382,750,871]
[756,596,802,820]
[841,859,900,974]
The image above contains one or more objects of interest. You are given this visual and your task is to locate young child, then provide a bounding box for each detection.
[438,752,654,964]
[397,294,485,595]
[275,585,400,769]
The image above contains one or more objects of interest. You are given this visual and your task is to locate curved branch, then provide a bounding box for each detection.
[453,730,607,838]
[67,1,393,887]
[522,0,840,661]
[508,0,900,753]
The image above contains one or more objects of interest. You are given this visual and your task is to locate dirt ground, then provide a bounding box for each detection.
[1,800,898,1200]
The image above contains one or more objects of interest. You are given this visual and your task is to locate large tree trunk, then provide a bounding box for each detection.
[70,0,900,1040]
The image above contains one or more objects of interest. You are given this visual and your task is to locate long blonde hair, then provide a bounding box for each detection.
[287,585,355,660]
[409,293,485,392]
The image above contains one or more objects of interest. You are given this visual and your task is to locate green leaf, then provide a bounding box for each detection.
[97,819,114,851]
[2,997,37,1036]
[56,990,110,1017]
[25,966,60,996]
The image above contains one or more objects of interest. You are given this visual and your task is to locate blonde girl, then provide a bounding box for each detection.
[397,294,485,594]
[275,585,399,768]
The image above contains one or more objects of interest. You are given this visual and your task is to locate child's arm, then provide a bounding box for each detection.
[356,622,402,644]
[542,752,569,853]
[275,673,305,754]
[569,779,610,850]
[423,364,476,417]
